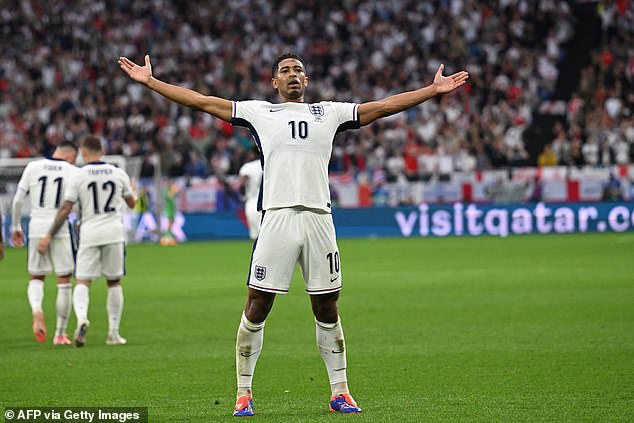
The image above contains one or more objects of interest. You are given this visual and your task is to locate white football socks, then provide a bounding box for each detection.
[316,318,349,396]
[236,312,265,398]
[73,283,90,324]
[55,283,72,337]
[27,279,45,314]
[107,286,124,336]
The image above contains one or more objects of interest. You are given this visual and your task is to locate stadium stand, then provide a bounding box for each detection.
[0,1,632,206]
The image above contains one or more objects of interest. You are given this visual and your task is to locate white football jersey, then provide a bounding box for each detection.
[64,161,133,247]
[238,159,263,202]
[232,101,359,212]
[16,158,77,238]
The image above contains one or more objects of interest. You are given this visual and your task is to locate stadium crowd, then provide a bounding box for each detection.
[0,0,633,186]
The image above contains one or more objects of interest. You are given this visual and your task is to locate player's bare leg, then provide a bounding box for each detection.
[53,274,72,345]
[311,291,362,413]
[73,280,91,347]
[106,279,126,345]
[233,288,276,417]
[27,275,47,343]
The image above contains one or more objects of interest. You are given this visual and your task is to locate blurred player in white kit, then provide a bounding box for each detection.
[11,141,78,345]
[38,135,136,347]
[238,147,263,240]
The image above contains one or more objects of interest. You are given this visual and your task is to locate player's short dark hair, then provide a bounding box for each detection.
[80,135,104,153]
[272,53,305,78]
[57,141,78,153]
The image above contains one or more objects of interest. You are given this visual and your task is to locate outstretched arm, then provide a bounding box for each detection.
[118,55,233,122]
[358,64,469,126]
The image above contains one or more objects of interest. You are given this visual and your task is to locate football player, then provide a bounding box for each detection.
[11,141,78,345]
[119,52,468,416]
[38,135,136,347]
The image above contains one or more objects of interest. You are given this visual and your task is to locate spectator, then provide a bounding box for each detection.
[184,151,208,178]
[602,173,624,201]
[538,143,558,167]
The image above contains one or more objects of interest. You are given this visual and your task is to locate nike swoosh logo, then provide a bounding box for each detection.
[269,109,283,112]
[331,350,344,354]
[330,276,339,283]
[240,352,256,357]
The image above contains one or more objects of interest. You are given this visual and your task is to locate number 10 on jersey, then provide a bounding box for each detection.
[288,120,308,140]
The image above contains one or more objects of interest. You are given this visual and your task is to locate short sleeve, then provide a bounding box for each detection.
[231,100,261,127]
[333,102,359,125]
[63,173,79,203]
[119,169,132,197]
[17,163,33,192]
[331,102,360,134]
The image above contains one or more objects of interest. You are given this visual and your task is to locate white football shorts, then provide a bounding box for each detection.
[247,207,342,294]
[75,242,126,280]
[28,236,75,276]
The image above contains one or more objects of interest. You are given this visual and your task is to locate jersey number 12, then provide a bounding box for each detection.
[88,181,116,214]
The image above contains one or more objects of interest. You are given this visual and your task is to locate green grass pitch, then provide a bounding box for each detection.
[1,233,633,422]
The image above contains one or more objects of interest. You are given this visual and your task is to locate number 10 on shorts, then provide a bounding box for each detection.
[326,252,340,275]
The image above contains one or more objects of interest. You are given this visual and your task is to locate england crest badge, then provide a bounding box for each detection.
[308,103,324,117]
[254,265,267,281]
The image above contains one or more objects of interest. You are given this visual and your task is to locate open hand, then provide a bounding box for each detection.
[11,230,24,247]
[118,55,153,85]
[433,64,469,94]
[37,234,51,255]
